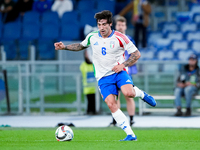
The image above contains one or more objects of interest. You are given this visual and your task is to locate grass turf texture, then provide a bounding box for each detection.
[0,128,200,150]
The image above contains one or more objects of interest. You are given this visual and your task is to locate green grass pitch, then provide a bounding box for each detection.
[0,128,200,150]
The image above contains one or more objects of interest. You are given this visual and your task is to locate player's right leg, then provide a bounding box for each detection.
[109,92,120,127]
[125,96,135,126]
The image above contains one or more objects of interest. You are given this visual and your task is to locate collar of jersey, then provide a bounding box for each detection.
[98,30,115,38]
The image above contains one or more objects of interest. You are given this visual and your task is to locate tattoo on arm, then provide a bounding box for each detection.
[123,50,141,67]
[64,43,86,51]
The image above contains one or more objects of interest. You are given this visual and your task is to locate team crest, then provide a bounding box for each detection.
[110,41,115,49]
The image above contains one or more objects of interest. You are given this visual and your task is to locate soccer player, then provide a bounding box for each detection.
[54,10,156,141]
[109,16,137,127]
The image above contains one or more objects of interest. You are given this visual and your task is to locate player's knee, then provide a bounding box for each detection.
[123,91,135,98]
[107,102,114,109]
[106,101,118,112]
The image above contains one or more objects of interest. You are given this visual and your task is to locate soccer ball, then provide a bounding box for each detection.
[55,125,74,141]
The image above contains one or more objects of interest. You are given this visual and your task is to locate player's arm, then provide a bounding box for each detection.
[54,42,87,51]
[112,50,140,73]
[122,50,141,67]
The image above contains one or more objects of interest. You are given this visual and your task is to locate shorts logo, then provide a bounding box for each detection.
[126,79,131,82]
[110,41,115,49]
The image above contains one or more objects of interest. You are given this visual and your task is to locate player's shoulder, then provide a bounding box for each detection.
[91,30,99,34]
[114,31,130,44]
[88,30,99,36]
[126,35,135,44]
[85,30,99,39]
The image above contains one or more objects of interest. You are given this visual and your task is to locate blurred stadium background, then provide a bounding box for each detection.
[0,0,200,116]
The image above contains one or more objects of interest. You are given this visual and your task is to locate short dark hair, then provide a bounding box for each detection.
[94,10,113,24]
[115,16,127,24]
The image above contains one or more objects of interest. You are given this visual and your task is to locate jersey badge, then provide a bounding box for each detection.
[110,41,115,49]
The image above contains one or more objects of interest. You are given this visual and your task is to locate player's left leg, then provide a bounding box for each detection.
[121,84,156,107]
[117,71,156,107]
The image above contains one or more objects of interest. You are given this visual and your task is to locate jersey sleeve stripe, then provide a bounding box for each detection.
[114,31,130,44]
[87,35,93,46]
[116,37,124,48]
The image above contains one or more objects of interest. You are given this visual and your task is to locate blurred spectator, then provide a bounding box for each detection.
[15,0,33,16]
[32,0,52,14]
[174,54,200,116]
[0,0,15,23]
[191,0,200,3]
[118,0,151,48]
[80,49,96,115]
[6,0,34,22]
[51,0,73,18]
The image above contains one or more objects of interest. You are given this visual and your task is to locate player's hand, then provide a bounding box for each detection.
[54,42,65,50]
[112,64,125,73]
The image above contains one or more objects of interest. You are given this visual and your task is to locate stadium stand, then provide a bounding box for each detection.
[176,12,192,23]
[22,11,40,25]
[140,50,155,60]
[193,13,200,23]
[41,11,60,26]
[177,50,196,61]
[18,40,31,60]
[1,40,18,60]
[165,31,183,41]
[96,0,115,14]
[61,11,79,24]
[190,4,200,14]
[60,23,80,41]
[77,0,95,12]
[147,32,163,46]
[41,23,59,40]
[190,40,200,53]
[157,49,174,60]
[0,0,199,62]
[186,31,200,42]
[0,23,2,40]
[2,22,21,40]
[162,22,179,34]
[79,11,96,28]
[36,39,55,60]
[171,40,188,51]
[154,38,172,51]
[2,22,21,60]
[180,22,197,32]
[22,23,40,40]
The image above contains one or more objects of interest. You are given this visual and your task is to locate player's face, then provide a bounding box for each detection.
[115,21,127,34]
[97,19,112,38]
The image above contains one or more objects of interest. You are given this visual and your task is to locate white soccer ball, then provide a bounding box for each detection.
[55,125,74,141]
